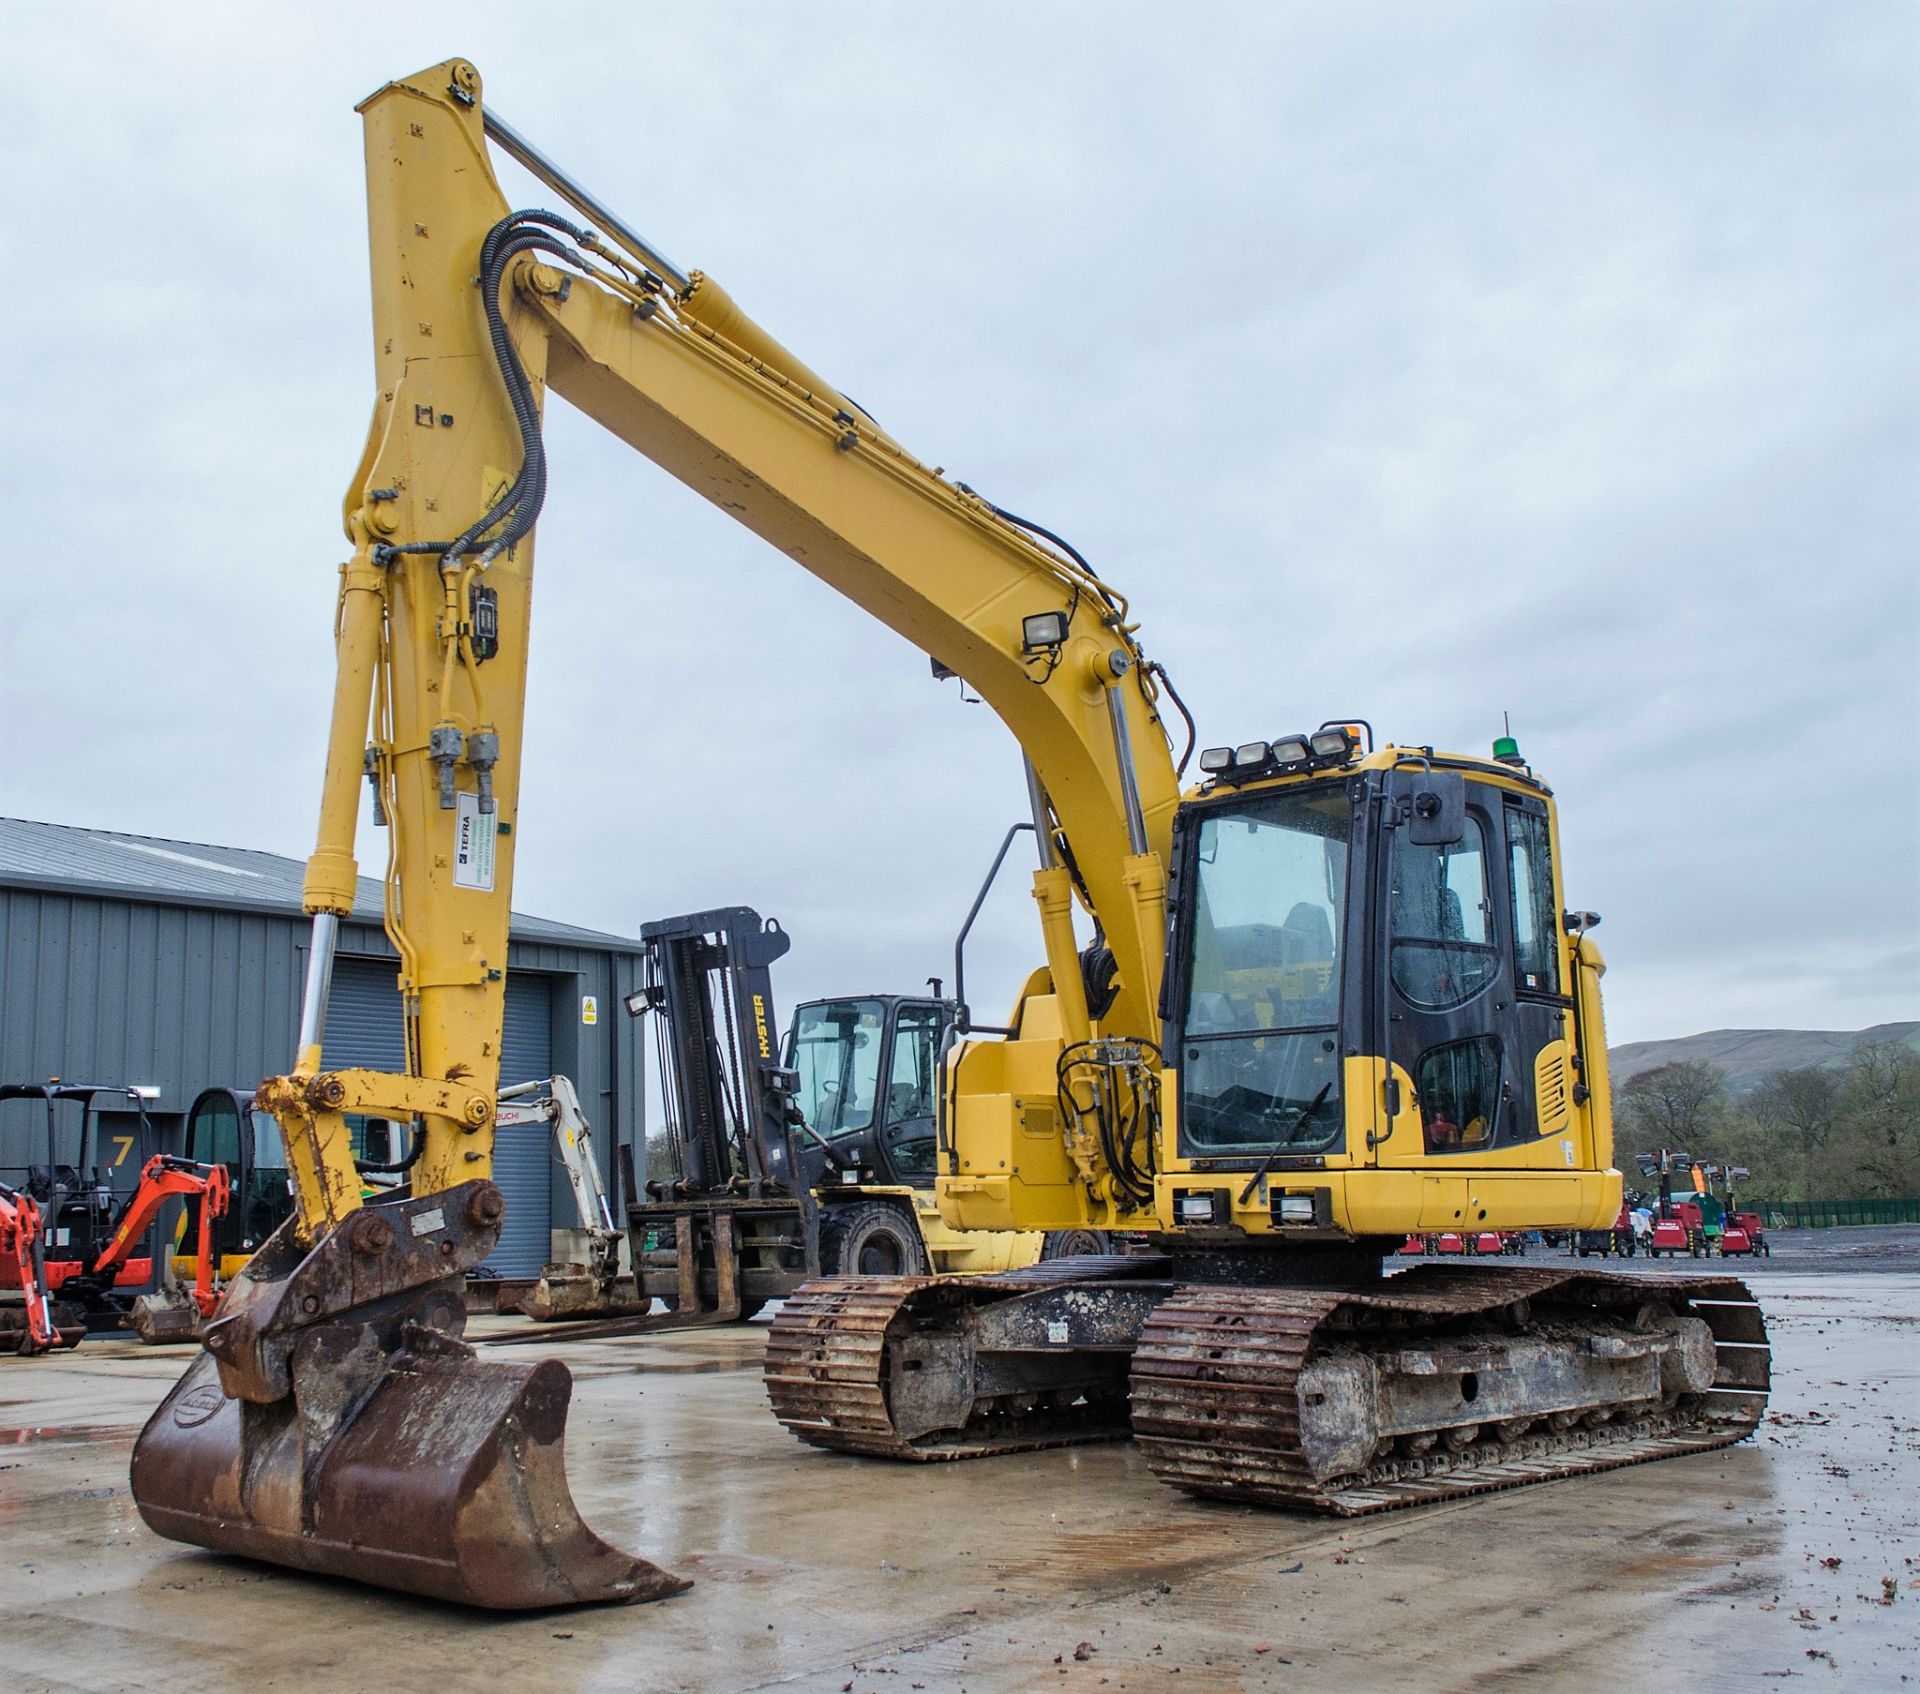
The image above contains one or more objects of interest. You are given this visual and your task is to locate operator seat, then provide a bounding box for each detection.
[1279,902,1337,1017]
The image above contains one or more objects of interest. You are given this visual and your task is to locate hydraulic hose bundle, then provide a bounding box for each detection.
[1057,1037,1162,1212]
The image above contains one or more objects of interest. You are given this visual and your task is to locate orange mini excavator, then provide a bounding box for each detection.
[0,1083,230,1353]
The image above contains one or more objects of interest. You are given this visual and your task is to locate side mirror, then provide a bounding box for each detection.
[1389,769,1467,846]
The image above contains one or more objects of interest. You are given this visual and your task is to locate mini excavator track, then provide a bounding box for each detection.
[768,1263,1768,1515]
[1130,1263,1769,1514]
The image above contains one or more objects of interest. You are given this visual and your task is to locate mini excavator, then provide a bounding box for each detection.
[0,1083,231,1352]
[130,61,1769,1609]
[131,1086,297,1342]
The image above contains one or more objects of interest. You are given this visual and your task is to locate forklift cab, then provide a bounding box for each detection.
[0,1083,156,1284]
[784,996,954,1187]
[178,1087,293,1278]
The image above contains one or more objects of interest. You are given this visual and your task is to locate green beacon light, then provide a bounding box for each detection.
[1492,734,1524,767]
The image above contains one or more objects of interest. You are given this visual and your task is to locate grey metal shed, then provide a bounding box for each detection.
[0,816,644,1271]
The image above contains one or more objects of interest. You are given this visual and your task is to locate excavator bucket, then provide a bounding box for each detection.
[128,1286,205,1345]
[129,1182,688,1610]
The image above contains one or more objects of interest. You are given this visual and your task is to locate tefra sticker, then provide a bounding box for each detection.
[453,792,495,892]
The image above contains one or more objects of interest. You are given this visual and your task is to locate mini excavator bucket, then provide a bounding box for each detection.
[129,1180,688,1609]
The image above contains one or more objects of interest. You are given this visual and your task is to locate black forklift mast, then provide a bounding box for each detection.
[636,907,809,1201]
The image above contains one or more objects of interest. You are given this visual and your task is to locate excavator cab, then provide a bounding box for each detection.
[1166,748,1590,1200]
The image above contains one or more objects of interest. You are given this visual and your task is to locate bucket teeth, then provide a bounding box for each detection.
[131,1339,688,1609]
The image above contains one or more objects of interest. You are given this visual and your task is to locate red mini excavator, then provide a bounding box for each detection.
[1,1154,230,1354]
[1,1079,232,1354]
[0,1180,73,1351]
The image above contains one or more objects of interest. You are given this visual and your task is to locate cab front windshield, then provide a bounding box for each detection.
[1180,787,1349,1156]
[786,999,885,1138]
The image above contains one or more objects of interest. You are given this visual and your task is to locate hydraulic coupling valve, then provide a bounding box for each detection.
[429,726,501,811]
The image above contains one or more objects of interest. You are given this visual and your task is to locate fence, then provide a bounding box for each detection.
[1762,1198,1920,1229]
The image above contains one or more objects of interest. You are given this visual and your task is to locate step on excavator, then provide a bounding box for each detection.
[129,60,1769,1609]
[0,1083,231,1352]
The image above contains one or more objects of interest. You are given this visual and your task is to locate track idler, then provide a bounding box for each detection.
[129,1182,687,1609]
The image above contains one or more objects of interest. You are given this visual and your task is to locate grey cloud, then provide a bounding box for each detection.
[2,1,1913,1048]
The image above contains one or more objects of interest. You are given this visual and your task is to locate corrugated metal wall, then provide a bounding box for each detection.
[0,888,299,1111]
[0,887,643,1236]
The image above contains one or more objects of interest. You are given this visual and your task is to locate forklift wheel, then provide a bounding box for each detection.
[821,1201,930,1278]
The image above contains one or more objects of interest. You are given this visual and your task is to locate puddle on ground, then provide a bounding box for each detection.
[612,1356,748,1376]
[0,1424,138,1446]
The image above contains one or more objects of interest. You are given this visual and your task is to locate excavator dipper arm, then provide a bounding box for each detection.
[89,1157,231,1316]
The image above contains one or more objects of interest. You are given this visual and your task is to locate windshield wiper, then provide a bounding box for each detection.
[1236,1080,1334,1206]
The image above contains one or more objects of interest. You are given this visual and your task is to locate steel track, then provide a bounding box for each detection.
[1131,1264,1769,1513]
[765,1263,1770,1516]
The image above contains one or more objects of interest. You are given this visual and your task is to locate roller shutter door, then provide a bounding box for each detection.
[491,974,554,1277]
[324,956,553,1277]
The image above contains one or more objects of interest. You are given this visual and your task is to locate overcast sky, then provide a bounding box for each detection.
[2,2,1914,1048]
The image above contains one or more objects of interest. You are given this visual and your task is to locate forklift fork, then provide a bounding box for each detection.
[488,1211,747,1347]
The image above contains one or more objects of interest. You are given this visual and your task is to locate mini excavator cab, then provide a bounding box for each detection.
[176,1088,293,1282]
[0,1084,158,1323]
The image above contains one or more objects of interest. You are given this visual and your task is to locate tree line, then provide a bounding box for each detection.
[1612,1043,1920,1202]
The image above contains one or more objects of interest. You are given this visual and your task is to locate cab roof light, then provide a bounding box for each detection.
[1233,741,1272,768]
[1308,725,1355,762]
[1198,745,1234,774]
[1314,718,1373,753]
[1270,734,1310,765]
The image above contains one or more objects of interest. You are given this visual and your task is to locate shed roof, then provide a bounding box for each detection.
[0,817,640,953]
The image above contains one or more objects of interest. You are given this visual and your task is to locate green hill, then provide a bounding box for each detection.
[1609,1023,1920,1097]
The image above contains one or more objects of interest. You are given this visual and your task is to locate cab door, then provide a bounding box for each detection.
[182,1090,247,1269]
[1372,779,1571,1172]
[873,1002,948,1185]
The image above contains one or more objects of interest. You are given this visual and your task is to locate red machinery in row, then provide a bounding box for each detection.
[0,1179,70,1349]
[1718,1210,1771,1257]
[1397,1231,1527,1257]
[0,1083,230,1354]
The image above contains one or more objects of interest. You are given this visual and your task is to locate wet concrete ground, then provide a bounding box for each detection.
[1,1229,1914,1693]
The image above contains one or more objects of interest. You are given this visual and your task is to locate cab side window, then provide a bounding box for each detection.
[1507,806,1559,994]
[194,1097,244,1171]
[1391,814,1497,1009]
[887,1006,942,1126]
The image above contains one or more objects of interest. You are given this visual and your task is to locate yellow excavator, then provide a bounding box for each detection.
[129,60,1769,1609]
